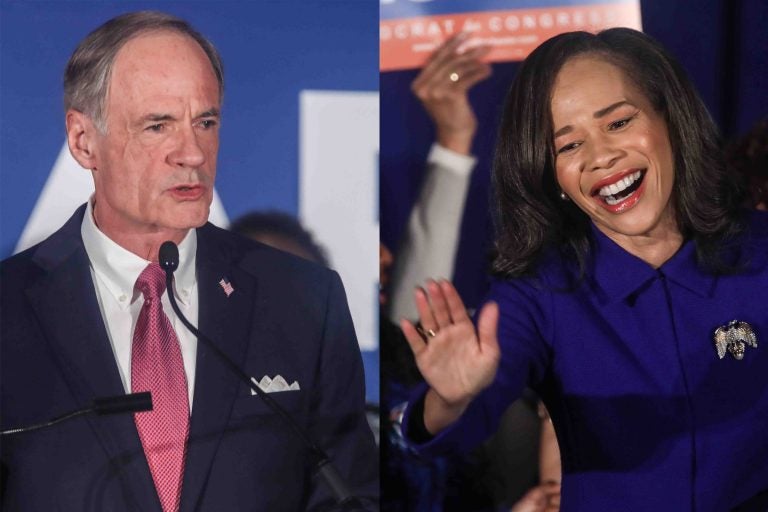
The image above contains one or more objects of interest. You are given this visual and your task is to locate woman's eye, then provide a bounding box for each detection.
[608,114,637,130]
[557,142,580,154]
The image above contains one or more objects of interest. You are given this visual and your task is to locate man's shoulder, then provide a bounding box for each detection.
[1,206,86,280]
[196,222,338,289]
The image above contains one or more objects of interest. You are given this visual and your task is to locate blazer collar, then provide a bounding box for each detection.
[180,223,260,512]
[589,223,717,303]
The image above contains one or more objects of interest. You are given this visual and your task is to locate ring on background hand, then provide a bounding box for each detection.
[426,328,437,338]
[449,72,460,82]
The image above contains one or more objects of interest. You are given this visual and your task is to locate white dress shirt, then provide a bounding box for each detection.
[81,199,199,409]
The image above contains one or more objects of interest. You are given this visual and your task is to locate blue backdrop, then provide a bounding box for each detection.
[0,0,380,402]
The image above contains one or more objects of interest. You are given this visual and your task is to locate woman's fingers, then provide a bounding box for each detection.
[440,279,470,324]
[426,280,452,329]
[510,482,561,512]
[400,318,428,357]
[477,301,500,353]
[414,286,438,334]
[413,279,473,330]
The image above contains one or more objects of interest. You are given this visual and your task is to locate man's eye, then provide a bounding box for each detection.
[557,142,580,154]
[146,123,164,132]
[199,119,218,129]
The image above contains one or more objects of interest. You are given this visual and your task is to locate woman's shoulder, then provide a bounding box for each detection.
[487,247,578,305]
[741,209,768,271]
[745,209,768,238]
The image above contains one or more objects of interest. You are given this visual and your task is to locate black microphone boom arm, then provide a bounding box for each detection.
[158,241,361,508]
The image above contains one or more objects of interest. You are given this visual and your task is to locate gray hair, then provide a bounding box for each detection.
[64,11,224,133]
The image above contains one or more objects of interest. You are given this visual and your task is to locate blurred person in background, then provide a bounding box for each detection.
[726,118,767,211]
[230,211,330,266]
[383,34,561,512]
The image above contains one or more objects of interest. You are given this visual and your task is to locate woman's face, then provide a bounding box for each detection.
[551,56,678,243]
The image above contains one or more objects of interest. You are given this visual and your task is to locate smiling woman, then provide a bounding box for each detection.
[399,28,768,512]
[551,56,679,267]
[491,28,745,279]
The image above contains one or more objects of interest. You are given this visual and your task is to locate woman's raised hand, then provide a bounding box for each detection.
[401,280,500,429]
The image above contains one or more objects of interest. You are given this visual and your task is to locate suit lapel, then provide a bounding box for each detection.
[25,206,161,512]
[180,226,259,512]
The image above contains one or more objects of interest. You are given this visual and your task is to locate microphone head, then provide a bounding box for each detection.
[93,392,153,415]
[159,241,179,274]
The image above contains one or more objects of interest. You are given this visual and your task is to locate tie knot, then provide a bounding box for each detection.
[135,263,167,300]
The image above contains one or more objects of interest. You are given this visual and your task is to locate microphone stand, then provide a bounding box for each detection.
[1,392,152,436]
[158,242,366,510]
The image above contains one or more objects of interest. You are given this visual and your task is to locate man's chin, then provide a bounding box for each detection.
[164,206,211,230]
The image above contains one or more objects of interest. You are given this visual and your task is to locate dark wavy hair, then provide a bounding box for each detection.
[492,28,745,278]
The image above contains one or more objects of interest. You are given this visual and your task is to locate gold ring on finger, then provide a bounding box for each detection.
[426,328,437,338]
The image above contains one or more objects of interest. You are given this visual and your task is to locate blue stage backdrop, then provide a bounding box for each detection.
[0,1,380,403]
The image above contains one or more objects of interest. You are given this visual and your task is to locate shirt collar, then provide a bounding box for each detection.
[589,223,716,303]
[81,198,197,309]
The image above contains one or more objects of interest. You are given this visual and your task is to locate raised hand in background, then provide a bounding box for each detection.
[411,32,492,155]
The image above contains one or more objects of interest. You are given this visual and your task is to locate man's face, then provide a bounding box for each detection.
[90,30,220,238]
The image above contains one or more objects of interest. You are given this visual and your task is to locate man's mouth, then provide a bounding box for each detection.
[170,184,205,200]
[591,169,646,208]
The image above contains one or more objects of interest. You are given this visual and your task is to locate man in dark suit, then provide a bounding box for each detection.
[0,11,378,511]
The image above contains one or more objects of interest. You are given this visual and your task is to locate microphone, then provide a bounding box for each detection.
[158,241,362,508]
[93,391,153,416]
[1,392,153,436]
[159,241,179,274]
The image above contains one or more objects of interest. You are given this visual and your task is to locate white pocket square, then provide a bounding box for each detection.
[250,375,300,394]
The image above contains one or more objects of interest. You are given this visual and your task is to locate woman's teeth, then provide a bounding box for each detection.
[598,170,643,205]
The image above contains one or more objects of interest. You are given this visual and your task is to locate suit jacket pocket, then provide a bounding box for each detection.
[229,390,305,420]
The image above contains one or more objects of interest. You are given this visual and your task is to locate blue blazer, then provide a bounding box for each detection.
[0,205,378,511]
[404,211,768,511]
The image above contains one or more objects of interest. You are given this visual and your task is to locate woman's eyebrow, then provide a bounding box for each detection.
[554,100,635,138]
[594,100,633,119]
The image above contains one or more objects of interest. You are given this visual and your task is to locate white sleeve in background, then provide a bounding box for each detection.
[388,143,476,323]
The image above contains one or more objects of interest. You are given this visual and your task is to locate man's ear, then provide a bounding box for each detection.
[66,109,100,170]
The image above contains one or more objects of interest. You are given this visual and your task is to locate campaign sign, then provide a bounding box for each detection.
[380,0,642,71]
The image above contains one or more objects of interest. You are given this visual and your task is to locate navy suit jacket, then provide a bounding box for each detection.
[0,205,378,511]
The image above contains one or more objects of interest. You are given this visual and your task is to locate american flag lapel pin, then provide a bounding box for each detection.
[219,277,234,297]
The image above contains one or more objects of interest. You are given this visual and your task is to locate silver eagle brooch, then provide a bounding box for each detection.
[714,320,758,360]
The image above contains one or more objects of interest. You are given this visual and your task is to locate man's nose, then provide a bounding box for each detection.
[169,126,206,168]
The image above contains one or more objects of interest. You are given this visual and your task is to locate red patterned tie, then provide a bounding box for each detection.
[131,263,189,512]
